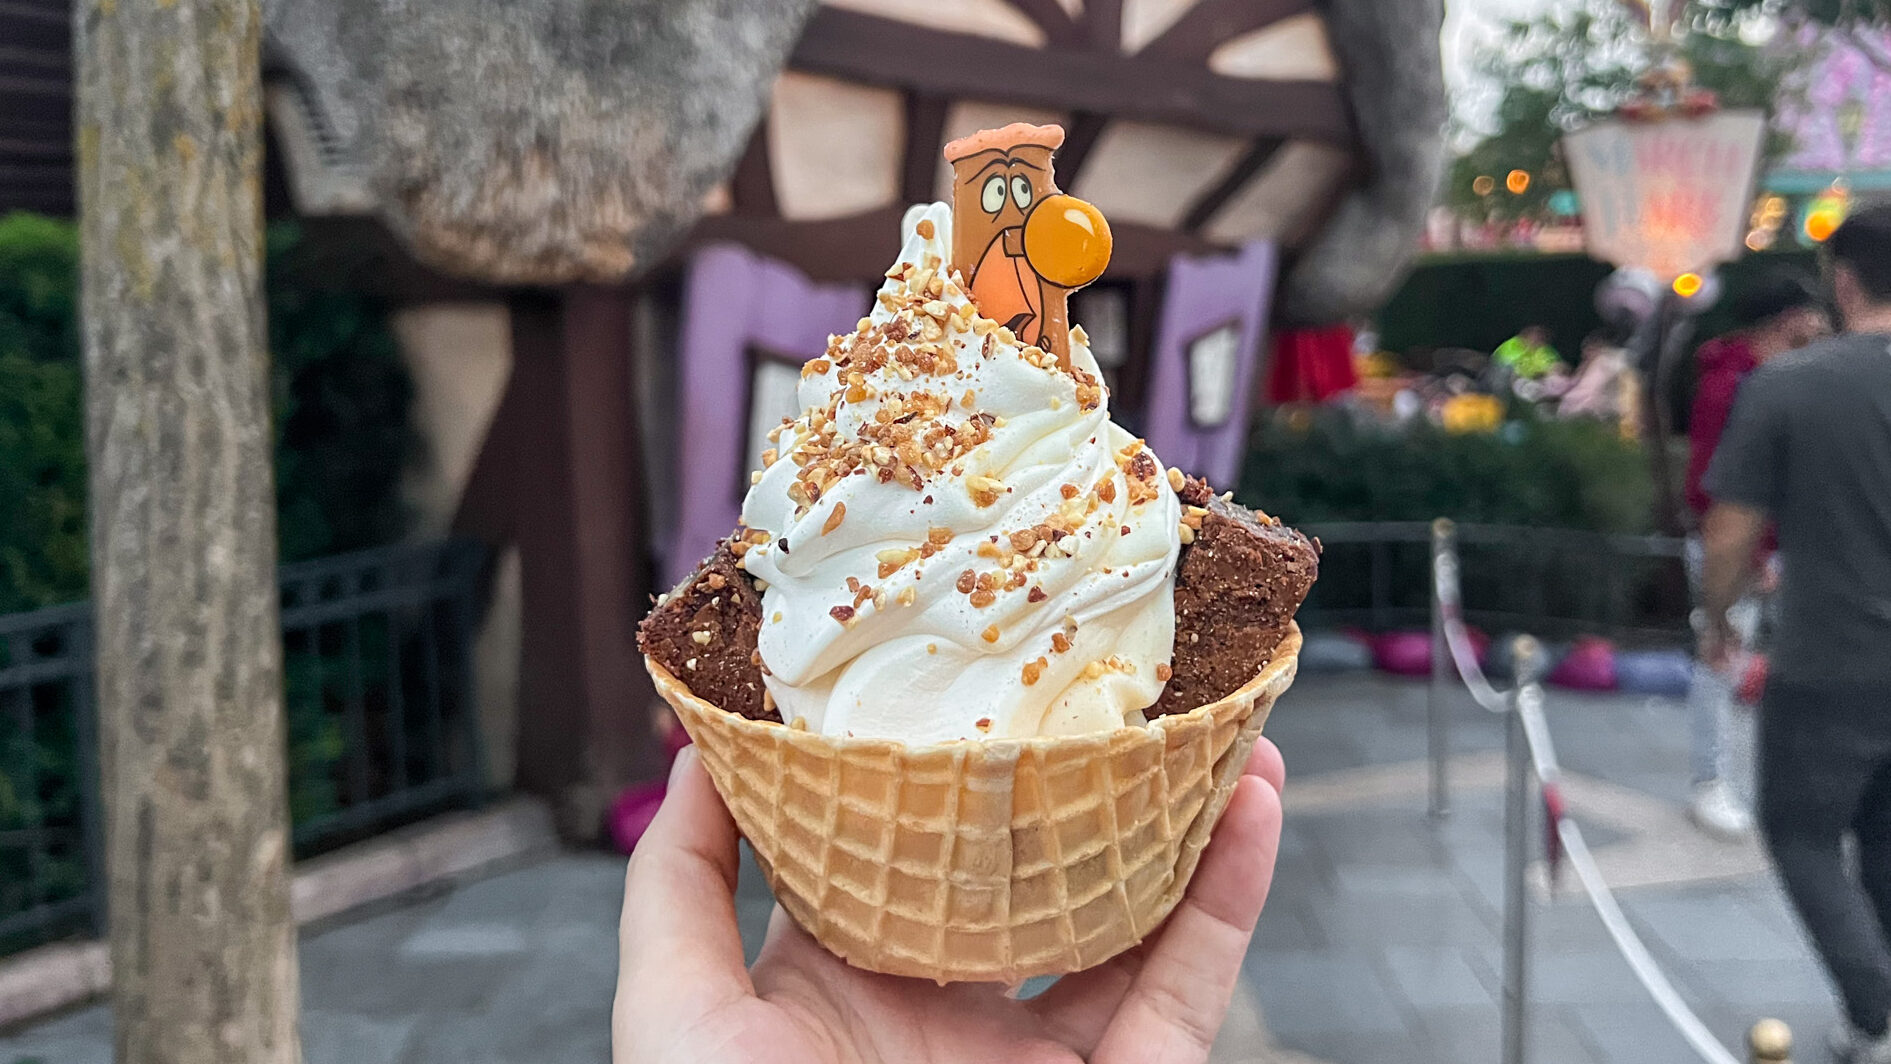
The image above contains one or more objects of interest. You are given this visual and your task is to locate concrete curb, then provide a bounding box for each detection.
[0,797,559,1030]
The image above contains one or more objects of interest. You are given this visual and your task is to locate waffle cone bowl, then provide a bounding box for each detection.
[645,624,1300,984]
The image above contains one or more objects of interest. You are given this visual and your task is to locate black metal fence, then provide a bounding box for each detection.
[0,538,488,956]
[1299,521,1691,645]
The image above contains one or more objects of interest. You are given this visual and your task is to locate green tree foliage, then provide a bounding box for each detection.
[1450,0,1800,223]
[0,212,413,612]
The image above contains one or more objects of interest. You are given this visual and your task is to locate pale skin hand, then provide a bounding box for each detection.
[1700,501,1765,670]
[615,738,1287,1064]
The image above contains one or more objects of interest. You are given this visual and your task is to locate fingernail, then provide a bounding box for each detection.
[667,745,697,788]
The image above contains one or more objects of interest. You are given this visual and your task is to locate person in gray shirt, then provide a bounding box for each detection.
[1703,203,1891,1063]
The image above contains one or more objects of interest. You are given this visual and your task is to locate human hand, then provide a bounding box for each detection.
[614,736,1286,1064]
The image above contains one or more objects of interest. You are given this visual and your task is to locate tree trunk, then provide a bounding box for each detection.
[75,0,301,1061]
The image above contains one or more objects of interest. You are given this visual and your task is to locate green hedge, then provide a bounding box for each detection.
[0,212,413,613]
[1240,406,1653,532]
[1238,407,1682,638]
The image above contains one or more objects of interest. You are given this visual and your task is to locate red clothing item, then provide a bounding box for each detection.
[1268,325,1358,404]
[1686,334,1758,520]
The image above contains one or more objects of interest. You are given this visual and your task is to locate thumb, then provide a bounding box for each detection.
[616,749,754,1026]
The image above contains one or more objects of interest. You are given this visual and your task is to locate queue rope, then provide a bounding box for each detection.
[1432,558,1743,1064]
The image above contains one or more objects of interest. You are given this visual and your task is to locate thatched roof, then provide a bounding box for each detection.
[254,0,1445,318]
[263,0,819,286]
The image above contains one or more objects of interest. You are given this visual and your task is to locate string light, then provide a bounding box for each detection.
[1506,169,1532,194]
[1672,272,1704,298]
[1472,175,1496,196]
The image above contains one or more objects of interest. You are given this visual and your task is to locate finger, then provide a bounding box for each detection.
[1030,737,1286,1049]
[616,749,755,1019]
[1245,737,1286,796]
[1090,775,1282,1064]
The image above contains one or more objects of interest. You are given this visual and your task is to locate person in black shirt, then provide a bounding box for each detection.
[1703,204,1891,1062]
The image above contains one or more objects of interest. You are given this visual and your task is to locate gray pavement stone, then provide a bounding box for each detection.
[1413,1003,1601,1064]
[1245,952,1412,1038]
[1380,947,1495,1008]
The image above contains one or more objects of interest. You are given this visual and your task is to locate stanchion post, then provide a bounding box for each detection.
[1503,634,1543,1064]
[1429,518,1457,819]
[1749,1019,1792,1064]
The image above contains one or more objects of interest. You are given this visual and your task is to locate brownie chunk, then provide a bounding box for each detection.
[1151,476,1319,717]
[637,543,777,722]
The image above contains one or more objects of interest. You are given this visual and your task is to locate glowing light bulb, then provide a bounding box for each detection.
[1506,170,1532,195]
[1672,272,1704,298]
[1472,175,1496,196]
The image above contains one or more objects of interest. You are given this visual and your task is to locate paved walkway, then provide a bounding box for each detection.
[0,673,1843,1064]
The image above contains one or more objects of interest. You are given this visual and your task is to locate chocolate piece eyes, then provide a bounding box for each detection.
[981,175,1006,214]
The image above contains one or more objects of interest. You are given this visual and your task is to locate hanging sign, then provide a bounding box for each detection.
[1562,110,1766,280]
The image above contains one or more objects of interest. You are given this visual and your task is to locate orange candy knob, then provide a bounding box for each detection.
[1022,194,1112,290]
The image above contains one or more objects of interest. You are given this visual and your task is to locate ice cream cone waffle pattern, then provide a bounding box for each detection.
[646,624,1299,984]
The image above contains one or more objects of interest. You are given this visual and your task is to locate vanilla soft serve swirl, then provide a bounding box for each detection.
[738,203,1180,743]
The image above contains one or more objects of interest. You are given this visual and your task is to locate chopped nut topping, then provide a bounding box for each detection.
[956,569,977,594]
[876,547,921,578]
[968,475,1006,507]
[1167,466,1186,492]
[896,587,918,607]
[916,219,935,239]
[1028,586,1048,603]
[969,589,997,608]
[975,716,992,732]
[829,605,856,624]
[1050,632,1071,654]
[981,625,1000,643]
[1021,657,1047,686]
[705,573,726,590]
[822,502,847,536]
[1179,524,1196,545]
[1156,663,1174,682]
[1097,478,1117,504]
[691,630,712,645]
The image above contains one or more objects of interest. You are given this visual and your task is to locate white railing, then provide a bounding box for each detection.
[1425,518,1789,1064]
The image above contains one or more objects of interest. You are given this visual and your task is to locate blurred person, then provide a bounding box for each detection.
[1683,272,1829,839]
[1492,324,1560,381]
[615,740,1286,1064]
[1557,332,1630,420]
[1701,205,1891,1062]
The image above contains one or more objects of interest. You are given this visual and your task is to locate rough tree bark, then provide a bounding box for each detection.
[75,0,301,1061]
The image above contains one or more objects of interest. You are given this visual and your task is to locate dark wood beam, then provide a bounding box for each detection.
[676,207,1217,285]
[729,120,779,218]
[1054,112,1109,187]
[1083,0,1122,51]
[902,93,950,203]
[1140,0,1318,62]
[790,8,1353,146]
[458,287,662,836]
[1004,0,1084,46]
[1180,137,1285,232]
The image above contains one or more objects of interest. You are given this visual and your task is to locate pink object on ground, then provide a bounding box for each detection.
[1548,636,1617,691]
[1371,628,1488,676]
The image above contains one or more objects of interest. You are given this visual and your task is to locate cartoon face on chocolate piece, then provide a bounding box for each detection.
[943,123,1112,368]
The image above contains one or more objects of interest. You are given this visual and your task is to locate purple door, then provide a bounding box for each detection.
[664,244,869,584]
[1140,241,1277,490]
